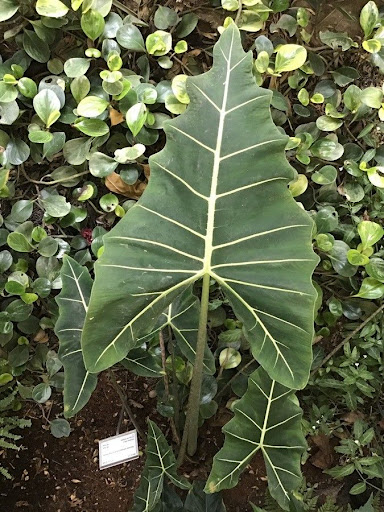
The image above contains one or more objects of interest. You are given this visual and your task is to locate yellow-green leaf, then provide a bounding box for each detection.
[36,0,69,17]
[275,44,307,73]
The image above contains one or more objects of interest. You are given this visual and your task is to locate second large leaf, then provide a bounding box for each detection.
[82,24,318,389]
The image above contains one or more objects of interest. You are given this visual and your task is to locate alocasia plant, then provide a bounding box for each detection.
[81,22,317,458]
[131,420,190,512]
[53,23,319,508]
[55,259,211,417]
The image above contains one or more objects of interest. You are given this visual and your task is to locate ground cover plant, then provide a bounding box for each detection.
[1,0,384,511]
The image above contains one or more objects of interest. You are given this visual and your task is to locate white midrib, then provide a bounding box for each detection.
[203,35,233,274]
[211,380,277,491]
[259,380,274,447]
[66,259,90,412]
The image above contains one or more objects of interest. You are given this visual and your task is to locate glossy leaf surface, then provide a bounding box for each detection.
[82,24,318,389]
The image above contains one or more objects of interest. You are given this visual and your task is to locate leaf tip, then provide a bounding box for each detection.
[204,480,217,494]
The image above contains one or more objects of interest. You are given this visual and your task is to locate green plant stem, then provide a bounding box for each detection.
[185,273,211,458]
[19,164,89,185]
[234,2,242,25]
[159,330,180,444]
[356,469,384,494]
[168,326,181,438]
[177,413,189,466]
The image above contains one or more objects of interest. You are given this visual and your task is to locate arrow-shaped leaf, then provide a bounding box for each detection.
[55,256,97,418]
[56,257,165,415]
[82,24,318,390]
[131,420,190,512]
[205,367,306,510]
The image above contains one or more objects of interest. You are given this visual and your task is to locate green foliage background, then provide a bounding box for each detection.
[1,0,384,510]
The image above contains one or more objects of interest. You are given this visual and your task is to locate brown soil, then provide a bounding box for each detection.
[1,373,148,512]
[0,372,269,512]
[2,369,354,512]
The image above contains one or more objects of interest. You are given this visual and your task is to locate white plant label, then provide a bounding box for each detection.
[99,429,139,470]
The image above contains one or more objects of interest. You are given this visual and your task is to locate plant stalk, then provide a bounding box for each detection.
[169,326,181,438]
[159,329,180,444]
[184,273,211,457]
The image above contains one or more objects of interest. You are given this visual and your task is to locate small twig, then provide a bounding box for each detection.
[112,0,140,17]
[87,200,105,215]
[344,124,365,150]
[116,404,125,435]
[216,359,256,400]
[37,401,52,424]
[356,469,384,495]
[305,45,330,51]
[234,2,242,25]
[108,369,144,439]
[311,304,384,377]
[182,3,211,14]
[172,55,194,76]
[19,164,89,185]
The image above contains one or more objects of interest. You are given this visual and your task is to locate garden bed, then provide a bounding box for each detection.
[2,0,384,511]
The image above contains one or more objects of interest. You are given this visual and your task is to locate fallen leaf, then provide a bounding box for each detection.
[129,399,144,409]
[211,407,232,427]
[34,329,49,343]
[142,163,150,179]
[109,108,124,126]
[105,172,146,199]
[342,411,364,424]
[309,433,336,469]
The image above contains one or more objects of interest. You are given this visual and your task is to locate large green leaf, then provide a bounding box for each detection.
[206,367,305,510]
[55,256,97,418]
[121,287,216,377]
[156,482,227,512]
[82,24,318,389]
[131,420,190,512]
